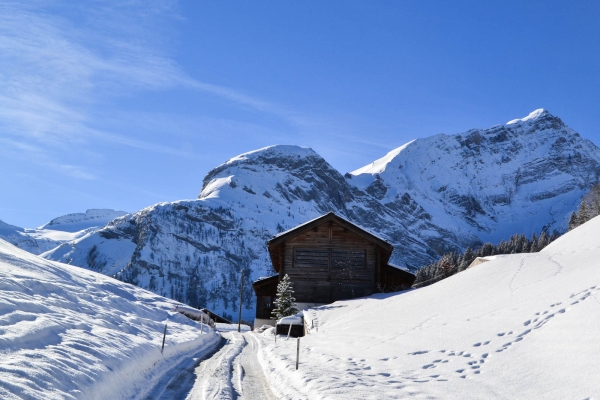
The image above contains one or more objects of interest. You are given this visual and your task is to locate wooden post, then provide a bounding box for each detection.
[296,338,300,370]
[200,317,204,334]
[161,324,167,354]
[287,323,293,339]
[238,268,245,333]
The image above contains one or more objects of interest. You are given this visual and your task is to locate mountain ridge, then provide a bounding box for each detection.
[0,209,128,255]
[9,110,599,319]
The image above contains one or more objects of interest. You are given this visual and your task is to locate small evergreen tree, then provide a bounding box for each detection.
[578,199,589,226]
[568,211,578,231]
[271,274,298,320]
[537,231,549,250]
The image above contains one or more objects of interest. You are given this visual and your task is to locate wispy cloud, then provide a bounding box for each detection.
[0,0,313,178]
[0,137,96,179]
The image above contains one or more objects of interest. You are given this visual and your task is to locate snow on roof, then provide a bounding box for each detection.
[277,315,303,325]
[253,275,279,284]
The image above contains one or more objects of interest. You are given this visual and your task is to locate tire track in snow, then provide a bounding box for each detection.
[143,334,224,400]
[232,334,278,400]
[182,331,277,400]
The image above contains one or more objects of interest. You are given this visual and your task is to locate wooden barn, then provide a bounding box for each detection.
[252,212,416,327]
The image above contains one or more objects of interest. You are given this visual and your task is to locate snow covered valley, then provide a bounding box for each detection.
[257,215,600,399]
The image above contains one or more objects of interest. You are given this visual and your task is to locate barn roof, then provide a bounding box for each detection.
[252,275,279,286]
[387,262,414,274]
[267,212,393,273]
[267,212,393,250]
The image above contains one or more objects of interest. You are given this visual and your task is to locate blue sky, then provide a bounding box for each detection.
[1,0,599,227]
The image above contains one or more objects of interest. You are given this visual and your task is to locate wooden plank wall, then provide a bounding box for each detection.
[281,221,377,303]
[253,278,279,319]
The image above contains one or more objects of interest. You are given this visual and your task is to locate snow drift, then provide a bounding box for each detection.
[258,215,600,399]
[0,239,218,400]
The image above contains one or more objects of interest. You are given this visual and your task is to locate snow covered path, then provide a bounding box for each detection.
[232,333,278,400]
[0,237,279,400]
[184,331,278,400]
[143,336,225,400]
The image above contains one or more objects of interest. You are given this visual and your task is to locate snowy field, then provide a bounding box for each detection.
[258,216,600,399]
[0,239,219,399]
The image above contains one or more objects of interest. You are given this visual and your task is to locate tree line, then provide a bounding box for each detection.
[568,184,600,231]
[413,231,560,288]
[414,183,600,289]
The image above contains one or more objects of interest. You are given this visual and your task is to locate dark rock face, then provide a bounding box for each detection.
[42,111,600,320]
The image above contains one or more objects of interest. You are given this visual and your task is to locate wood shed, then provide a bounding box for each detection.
[252,212,416,326]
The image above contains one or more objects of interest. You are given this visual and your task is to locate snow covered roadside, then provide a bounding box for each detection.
[0,239,219,399]
[258,216,600,399]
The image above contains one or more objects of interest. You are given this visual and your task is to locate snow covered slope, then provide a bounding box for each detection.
[43,111,600,321]
[350,109,600,242]
[259,215,600,399]
[39,209,128,233]
[0,238,219,400]
[0,209,127,255]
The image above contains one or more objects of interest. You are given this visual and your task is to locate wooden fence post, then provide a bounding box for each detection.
[296,338,300,370]
[238,268,245,333]
[161,324,167,354]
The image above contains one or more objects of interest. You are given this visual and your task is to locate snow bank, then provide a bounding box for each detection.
[258,215,600,399]
[0,239,219,399]
[216,323,251,332]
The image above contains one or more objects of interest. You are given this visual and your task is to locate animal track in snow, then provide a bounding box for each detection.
[412,285,600,384]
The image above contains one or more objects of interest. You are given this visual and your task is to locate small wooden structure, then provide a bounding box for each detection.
[252,275,279,327]
[252,212,416,326]
[467,257,492,269]
[200,308,232,324]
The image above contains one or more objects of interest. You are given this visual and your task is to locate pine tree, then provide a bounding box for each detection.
[578,199,590,226]
[459,246,476,271]
[271,274,298,320]
[438,252,457,277]
[538,231,549,250]
[586,184,600,219]
[568,211,578,231]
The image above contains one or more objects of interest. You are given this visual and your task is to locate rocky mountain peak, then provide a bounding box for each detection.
[199,145,323,198]
[34,110,600,322]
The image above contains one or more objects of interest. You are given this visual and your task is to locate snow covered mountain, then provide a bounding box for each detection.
[0,238,219,399]
[43,146,458,321]
[42,110,600,320]
[350,109,600,242]
[259,214,600,399]
[39,208,128,232]
[0,209,127,255]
